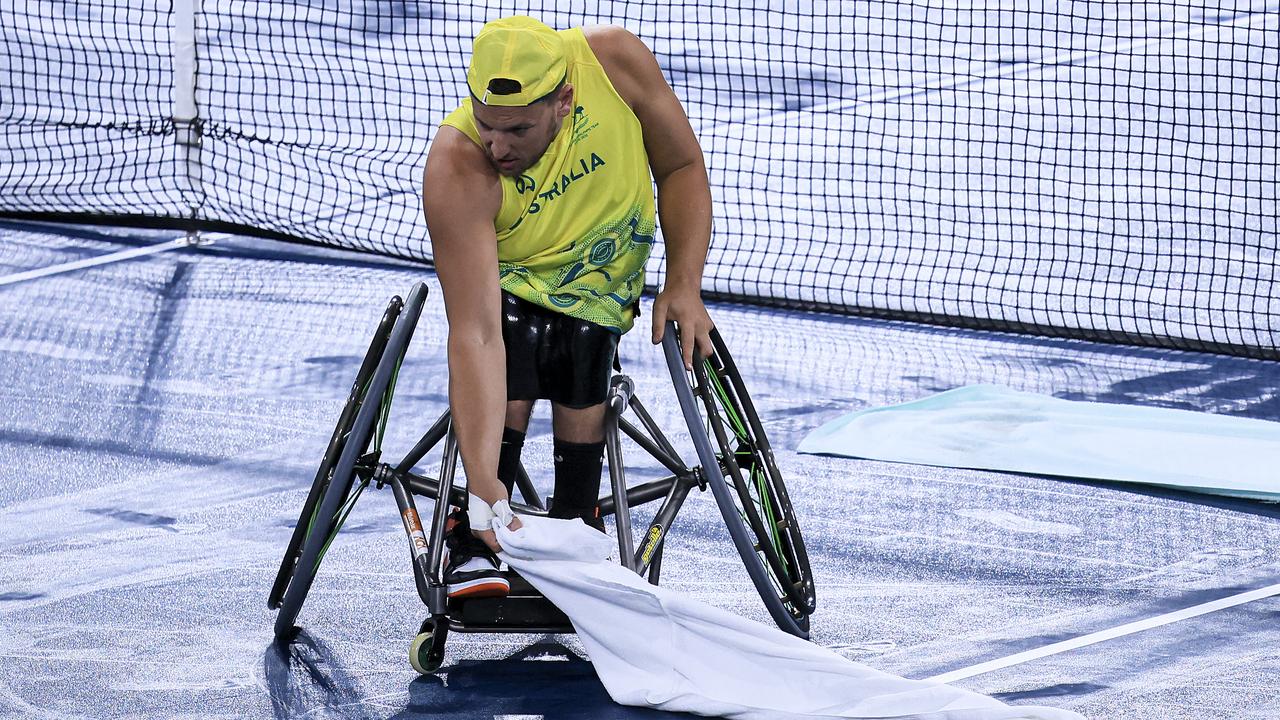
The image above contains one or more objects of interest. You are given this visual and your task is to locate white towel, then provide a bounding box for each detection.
[798,384,1280,500]
[497,515,1083,720]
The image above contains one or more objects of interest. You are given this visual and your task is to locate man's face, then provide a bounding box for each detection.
[472,85,573,177]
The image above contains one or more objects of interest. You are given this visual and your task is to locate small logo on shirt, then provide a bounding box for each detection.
[570,105,598,145]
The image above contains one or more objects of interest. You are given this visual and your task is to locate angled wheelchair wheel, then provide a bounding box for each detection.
[665,325,815,638]
[268,295,401,612]
[271,282,429,641]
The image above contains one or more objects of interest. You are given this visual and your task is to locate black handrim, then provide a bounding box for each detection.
[267,296,402,610]
[695,329,815,617]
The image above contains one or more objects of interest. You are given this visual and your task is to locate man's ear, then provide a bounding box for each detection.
[557,84,575,119]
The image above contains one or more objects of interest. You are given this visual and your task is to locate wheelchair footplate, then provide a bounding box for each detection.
[445,570,573,633]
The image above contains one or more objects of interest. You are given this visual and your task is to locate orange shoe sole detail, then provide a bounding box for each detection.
[447,579,510,600]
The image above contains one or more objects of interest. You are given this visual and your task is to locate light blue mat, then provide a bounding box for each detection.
[798,385,1280,501]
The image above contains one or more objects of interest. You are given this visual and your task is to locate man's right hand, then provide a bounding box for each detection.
[473,515,523,554]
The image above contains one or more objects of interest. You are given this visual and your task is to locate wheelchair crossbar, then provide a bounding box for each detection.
[404,471,467,508]
[618,416,687,477]
[394,411,450,474]
[597,475,685,516]
[446,619,576,635]
[396,411,545,511]
[626,397,686,469]
[403,469,552,517]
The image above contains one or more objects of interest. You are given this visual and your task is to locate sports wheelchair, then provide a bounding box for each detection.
[268,282,815,673]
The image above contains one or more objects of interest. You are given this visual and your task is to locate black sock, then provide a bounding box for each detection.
[551,438,605,526]
[497,426,526,498]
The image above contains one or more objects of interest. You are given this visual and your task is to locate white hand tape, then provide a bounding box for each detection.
[491,498,515,529]
[468,493,516,531]
[467,492,496,530]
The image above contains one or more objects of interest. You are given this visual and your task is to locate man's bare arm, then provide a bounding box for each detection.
[422,127,516,547]
[588,25,715,369]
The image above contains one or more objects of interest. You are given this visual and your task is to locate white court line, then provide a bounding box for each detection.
[927,582,1280,684]
[0,233,221,287]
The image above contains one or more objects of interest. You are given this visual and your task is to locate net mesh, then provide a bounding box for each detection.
[1,1,1276,357]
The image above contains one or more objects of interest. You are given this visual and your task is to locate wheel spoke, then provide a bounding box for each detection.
[315,478,369,570]
[374,354,403,453]
[705,359,749,440]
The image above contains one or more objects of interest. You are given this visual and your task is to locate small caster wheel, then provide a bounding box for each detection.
[408,618,447,674]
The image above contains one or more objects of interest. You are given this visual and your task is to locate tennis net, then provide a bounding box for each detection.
[1,1,1276,357]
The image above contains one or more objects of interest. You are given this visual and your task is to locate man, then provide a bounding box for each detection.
[422,16,714,598]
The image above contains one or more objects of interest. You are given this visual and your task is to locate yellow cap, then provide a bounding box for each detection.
[467,16,567,107]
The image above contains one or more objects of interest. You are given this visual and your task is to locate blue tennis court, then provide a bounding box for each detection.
[1,223,1278,718]
[2,1,1277,717]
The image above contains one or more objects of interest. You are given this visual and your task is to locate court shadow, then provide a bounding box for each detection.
[1062,360,1280,421]
[993,682,1107,701]
[389,641,691,719]
[262,631,368,720]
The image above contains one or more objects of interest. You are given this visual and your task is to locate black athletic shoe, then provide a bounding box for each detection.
[443,509,509,599]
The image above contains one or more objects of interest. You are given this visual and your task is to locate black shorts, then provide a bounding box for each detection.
[502,291,619,408]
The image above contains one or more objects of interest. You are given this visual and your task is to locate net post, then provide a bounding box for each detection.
[172,0,202,215]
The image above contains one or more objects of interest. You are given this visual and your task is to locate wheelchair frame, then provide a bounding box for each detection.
[268,282,815,671]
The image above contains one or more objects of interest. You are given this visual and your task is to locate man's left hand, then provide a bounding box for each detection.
[650,284,714,370]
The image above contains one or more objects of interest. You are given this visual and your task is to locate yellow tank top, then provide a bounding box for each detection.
[441,27,656,333]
